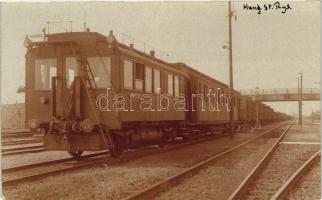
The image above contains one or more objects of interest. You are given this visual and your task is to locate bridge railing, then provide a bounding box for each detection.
[239,88,320,96]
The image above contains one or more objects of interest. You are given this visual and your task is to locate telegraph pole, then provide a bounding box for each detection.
[299,72,303,125]
[228,1,235,135]
[255,87,261,129]
[297,77,300,124]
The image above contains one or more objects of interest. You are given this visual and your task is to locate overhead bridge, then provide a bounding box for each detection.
[240,88,320,102]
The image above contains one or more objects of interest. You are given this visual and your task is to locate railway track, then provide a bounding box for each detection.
[124,122,290,200]
[271,150,320,199]
[1,129,44,156]
[2,138,43,146]
[2,145,45,156]
[1,130,223,157]
[2,130,37,139]
[2,132,226,187]
[2,151,111,187]
[2,126,268,188]
[227,125,320,200]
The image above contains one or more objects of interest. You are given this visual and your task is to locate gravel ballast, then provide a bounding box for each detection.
[287,159,321,200]
[4,129,270,200]
[155,137,278,200]
[243,144,320,200]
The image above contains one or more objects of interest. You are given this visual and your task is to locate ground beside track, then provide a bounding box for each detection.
[281,121,321,200]
[282,121,320,144]
[3,124,280,200]
[287,158,321,200]
[155,135,279,200]
[240,122,320,200]
[242,144,319,200]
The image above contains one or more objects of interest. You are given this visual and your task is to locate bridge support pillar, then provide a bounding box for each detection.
[299,101,303,125]
[255,100,261,129]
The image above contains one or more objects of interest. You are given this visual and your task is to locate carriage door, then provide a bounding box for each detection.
[64,56,79,118]
[65,56,79,89]
[52,55,79,119]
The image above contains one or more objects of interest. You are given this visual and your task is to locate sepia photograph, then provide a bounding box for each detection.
[0,1,320,199]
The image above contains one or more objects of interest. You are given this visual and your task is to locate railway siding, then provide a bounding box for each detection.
[3,125,281,200]
[286,157,321,200]
[153,126,288,200]
[228,122,320,200]
[242,144,319,200]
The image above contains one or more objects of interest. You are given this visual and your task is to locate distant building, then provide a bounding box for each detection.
[310,110,320,120]
[1,103,25,129]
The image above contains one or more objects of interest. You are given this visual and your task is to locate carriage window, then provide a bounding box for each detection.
[135,63,144,91]
[154,69,161,94]
[217,88,222,104]
[168,73,173,96]
[174,75,179,97]
[34,59,57,90]
[145,67,152,93]
[66,57,78,88]
[87,56,111,88]
[204,85,208,96]
[210,87,215,106]
[124,59,133,90]
[221,92,226,105]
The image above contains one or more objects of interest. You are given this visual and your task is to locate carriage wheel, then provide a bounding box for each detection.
[110,134,124,158]
[158,138,165,148]
[182,134,191,142]
[68,150,83,159]
[110,146,123,158]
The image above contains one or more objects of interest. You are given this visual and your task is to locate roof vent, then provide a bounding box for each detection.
[130,44,134,49]
[106,30,116,43]
[150,50,155,57]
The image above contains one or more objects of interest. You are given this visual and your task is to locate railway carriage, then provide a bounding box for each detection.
[172,63,230,124]
[26,31,190,156]
[239,96,253,126]
[24,30,288,158]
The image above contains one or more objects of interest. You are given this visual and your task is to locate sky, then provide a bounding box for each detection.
[0,1,320,116]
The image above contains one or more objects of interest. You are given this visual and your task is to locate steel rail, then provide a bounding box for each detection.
[2,139,43,146]
[124,122,290,200]
[1,130,38,139]
[2,134,224,187]
[2,145,44,153]
[271,150,320,200]
[3,158,108,187]
[2,129,34,134]
[1,133,35,139]
[2,145,45,156]
[2,151,111,187]
[2,148,45,156]
[2,150,110,173]
[227,123,293,200]
[2,129,250,188]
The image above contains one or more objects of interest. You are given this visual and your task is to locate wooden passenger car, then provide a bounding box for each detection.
[239,96,254,125]
[171,63,240,128]
[24,30,287,157]
[25,31,190,156]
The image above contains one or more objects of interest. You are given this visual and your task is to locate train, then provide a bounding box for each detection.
[24,30,290,157]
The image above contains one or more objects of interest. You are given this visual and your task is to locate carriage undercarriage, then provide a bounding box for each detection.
[43,118,253,158]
